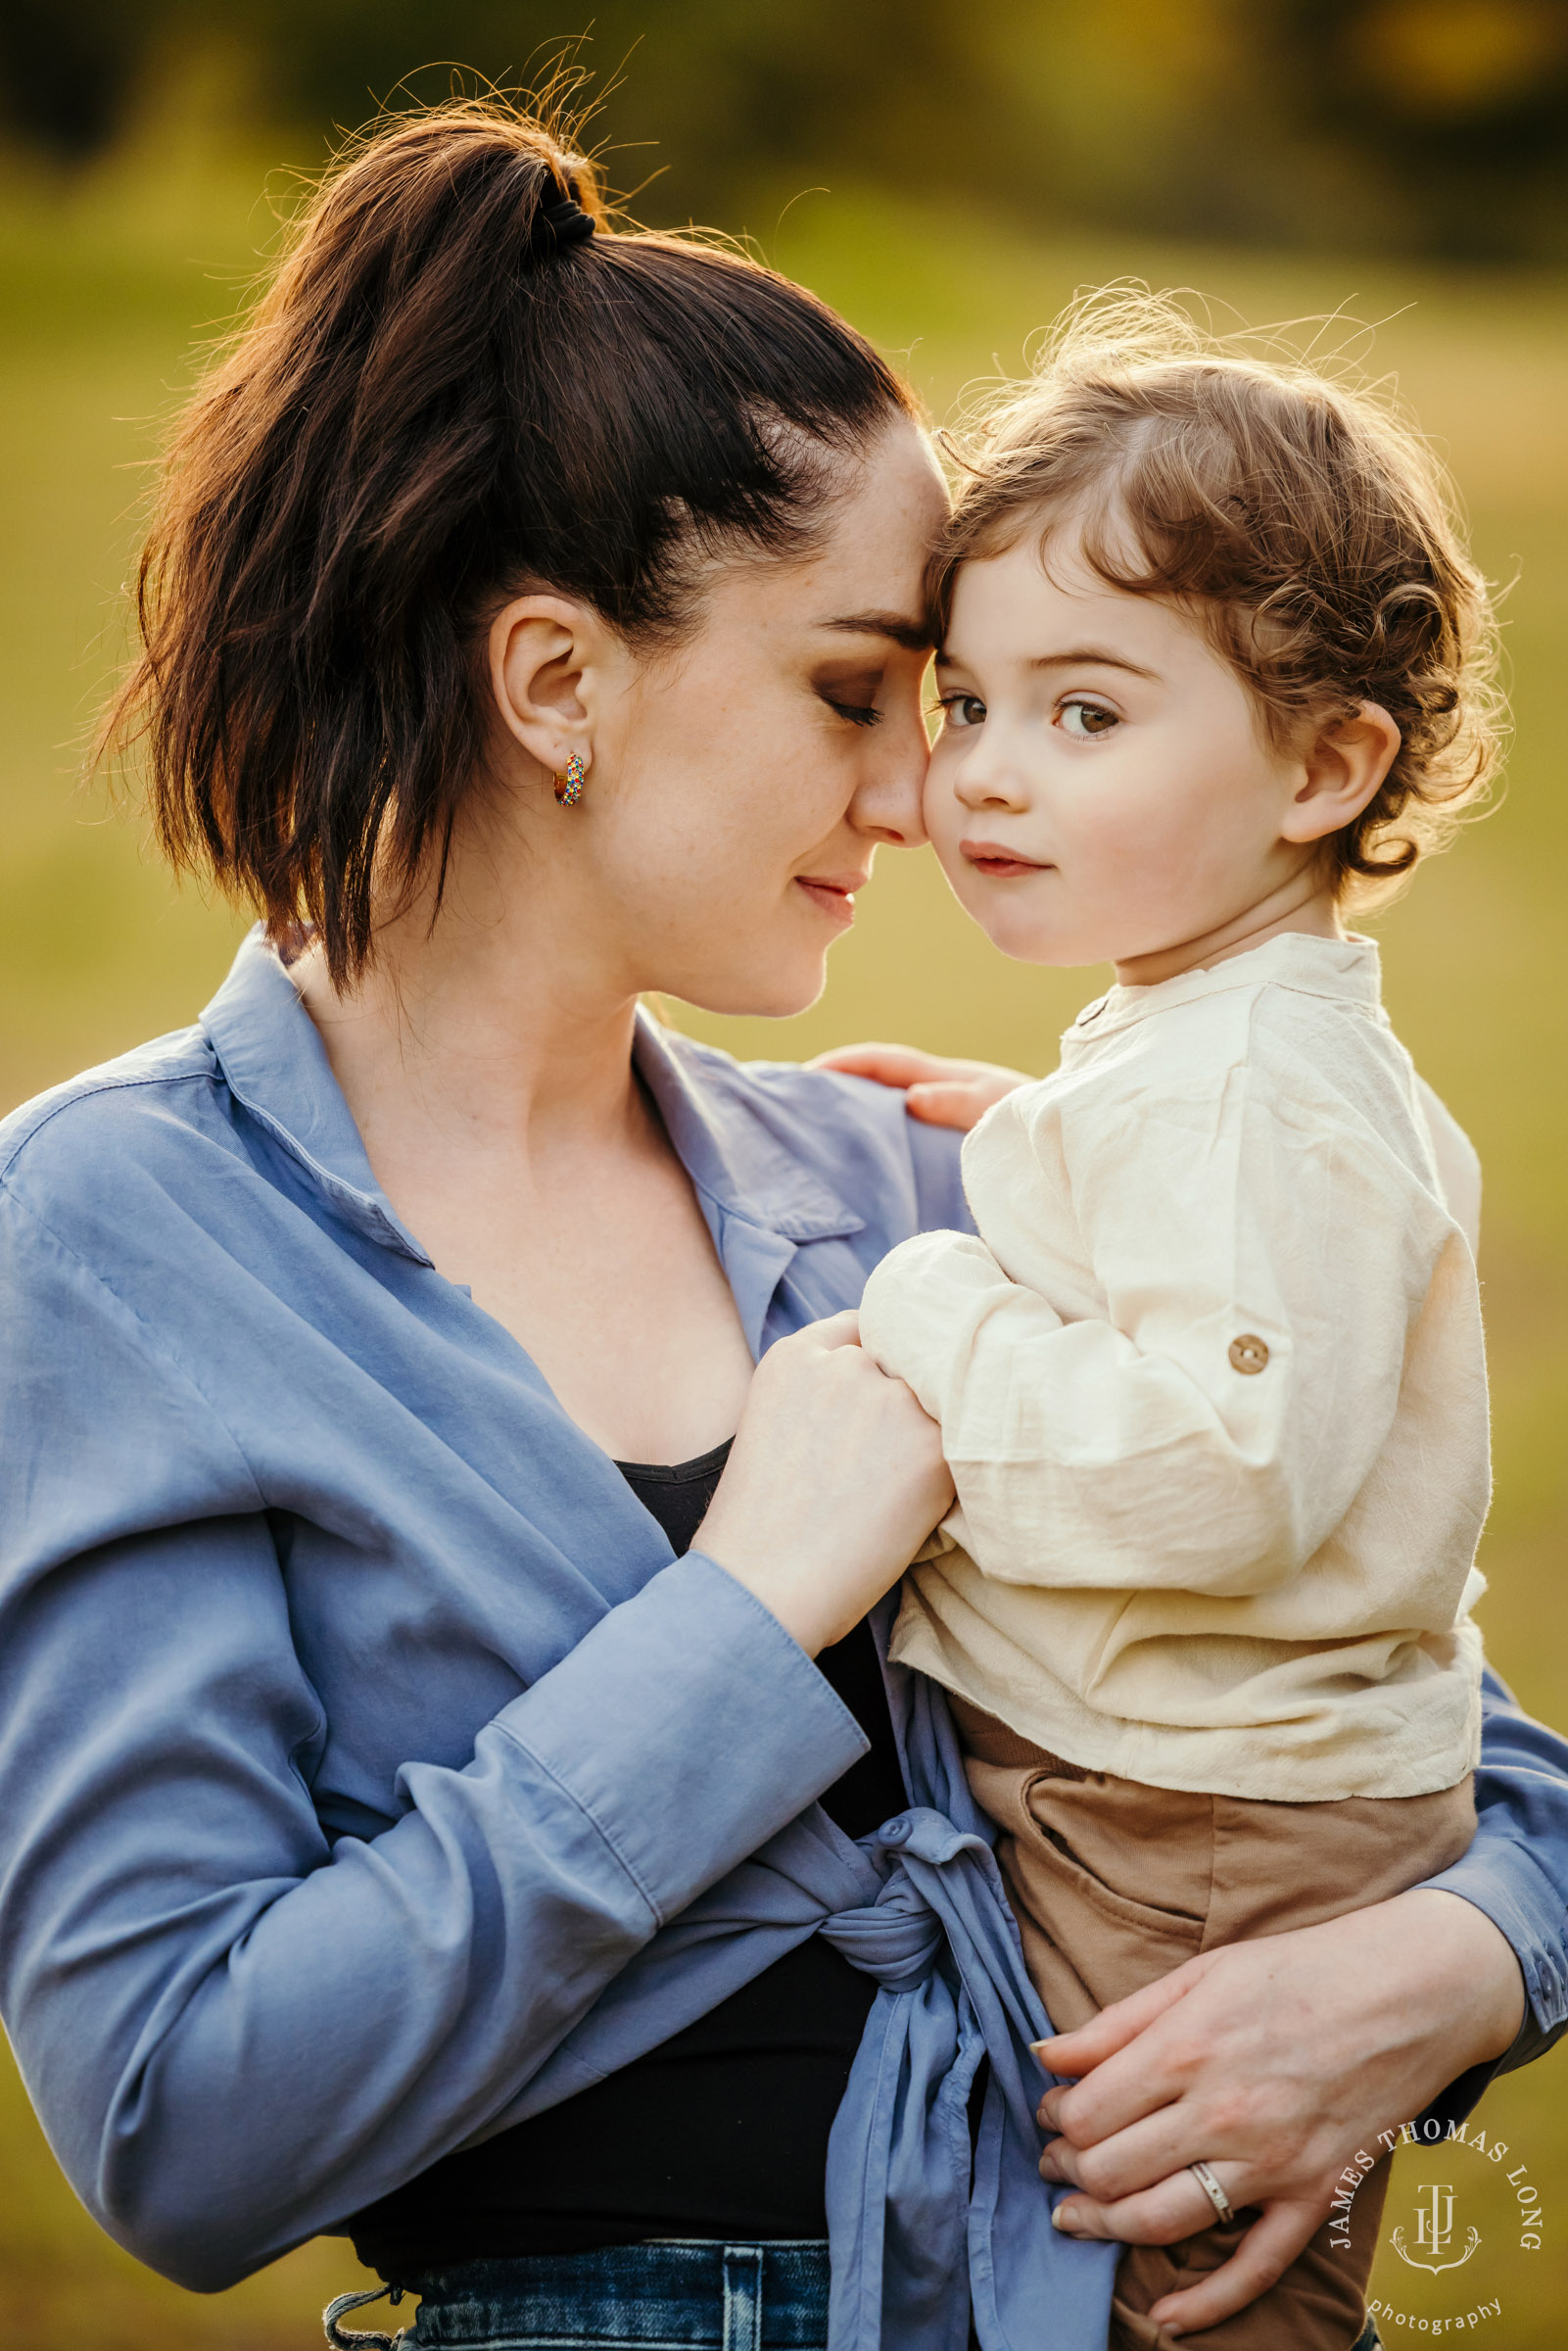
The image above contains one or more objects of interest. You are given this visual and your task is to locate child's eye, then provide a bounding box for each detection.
[936,694,986,730]
[1057,696,1119,740]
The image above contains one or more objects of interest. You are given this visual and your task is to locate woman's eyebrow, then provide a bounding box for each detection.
[817,609,934,652]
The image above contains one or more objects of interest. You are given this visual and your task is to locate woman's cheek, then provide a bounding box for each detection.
[923,778,969,872]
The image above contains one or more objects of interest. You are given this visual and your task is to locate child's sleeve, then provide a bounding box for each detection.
[1415,1073,1482,1255]
[858,1062,1488,1599]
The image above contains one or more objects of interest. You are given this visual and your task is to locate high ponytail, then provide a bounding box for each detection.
[100,99,913,983]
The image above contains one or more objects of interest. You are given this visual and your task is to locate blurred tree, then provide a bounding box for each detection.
[1283,0,1568,259]
[0,0,1566,261]
[0,0,142,156]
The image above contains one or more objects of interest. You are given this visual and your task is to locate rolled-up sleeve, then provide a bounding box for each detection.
[0,1190,865,2291]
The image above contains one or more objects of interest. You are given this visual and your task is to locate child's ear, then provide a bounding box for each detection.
[1280,702,1402,846]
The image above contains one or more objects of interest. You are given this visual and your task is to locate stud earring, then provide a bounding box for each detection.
[553,750,587,807]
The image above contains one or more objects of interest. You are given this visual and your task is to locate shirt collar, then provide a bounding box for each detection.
[200,927,434,1263]
[1067,931,1384,1044]
[633,1009,863,1243]
[200,927,862,1263]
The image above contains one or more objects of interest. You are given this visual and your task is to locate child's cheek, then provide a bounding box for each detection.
[1071,788,1144,879]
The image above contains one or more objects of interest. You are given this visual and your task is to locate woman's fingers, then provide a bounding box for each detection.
[1035,1959,1209,2094]
[810,1041,1033,1128]
[1046,2159,1232,2247]
[809,1042,951,1087]
[904,1080,999,1130]
[1040,1895,1523,2221]
[1147,2197,1325,2335]
[794,1308,862,1351]
[1038,2102,1233,2208]
[1028,1898,1529,2334]
[693,1318,952,1655]
[1036,1956,1222,2148]
[1047,2167,1326,2335]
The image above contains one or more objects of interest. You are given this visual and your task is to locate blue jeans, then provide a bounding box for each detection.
[323,2245,1382,2348]
[325,2241,832,2350]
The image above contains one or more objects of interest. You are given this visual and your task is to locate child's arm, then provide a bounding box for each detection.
[858,1065,1488,1599]
[1415,1072,1481,1254]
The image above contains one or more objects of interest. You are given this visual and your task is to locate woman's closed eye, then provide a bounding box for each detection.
[1057,695,1120,740]
[814,669,887,728]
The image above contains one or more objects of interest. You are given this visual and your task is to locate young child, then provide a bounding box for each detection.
[855,297,1500,2351]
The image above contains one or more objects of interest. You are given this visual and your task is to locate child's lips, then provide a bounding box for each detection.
[961,838,1054,880]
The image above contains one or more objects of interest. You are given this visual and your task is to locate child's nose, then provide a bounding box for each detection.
[952,749,1027,810]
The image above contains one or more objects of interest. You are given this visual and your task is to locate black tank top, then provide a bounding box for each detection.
[350,1437,907,2277]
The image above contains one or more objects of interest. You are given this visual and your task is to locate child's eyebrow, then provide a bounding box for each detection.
[932,644,1161,679]
[1024,647,1161,680]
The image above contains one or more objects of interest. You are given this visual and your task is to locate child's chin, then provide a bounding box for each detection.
[976,911,1081,968]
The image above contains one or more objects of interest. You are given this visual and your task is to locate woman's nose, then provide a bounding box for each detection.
[850,715,929,848]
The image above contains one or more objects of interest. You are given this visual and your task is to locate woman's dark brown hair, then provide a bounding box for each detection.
[930,289,1502,905]
[100,99,915,982]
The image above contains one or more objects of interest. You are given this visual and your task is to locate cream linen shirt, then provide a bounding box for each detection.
[858,934,1488,1801]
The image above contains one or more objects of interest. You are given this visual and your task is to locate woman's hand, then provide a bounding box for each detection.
[1033,1889,1526,2336]
[694,1311,953,1655]
[811,1042,1032,1131]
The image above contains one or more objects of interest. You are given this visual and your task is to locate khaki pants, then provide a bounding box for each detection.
[951,1698,1476,2351]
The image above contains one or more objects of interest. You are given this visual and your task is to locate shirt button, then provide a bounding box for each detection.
[879,1815,913,1847]
[1229,1334,1270,1375]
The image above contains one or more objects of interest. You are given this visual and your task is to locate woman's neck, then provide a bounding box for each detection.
[294,869,646,1176]
[289,852,758,1465]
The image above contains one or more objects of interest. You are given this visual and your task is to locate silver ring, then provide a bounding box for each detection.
[1188,2160,1235,2226]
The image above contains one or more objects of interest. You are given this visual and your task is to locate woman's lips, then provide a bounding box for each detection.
[794,873,865,926]
[960,838,1053,880]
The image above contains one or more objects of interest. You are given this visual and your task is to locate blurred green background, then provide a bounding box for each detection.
[2,4,1566,2346]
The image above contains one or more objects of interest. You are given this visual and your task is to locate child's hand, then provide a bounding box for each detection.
[810,1042,1032,1130]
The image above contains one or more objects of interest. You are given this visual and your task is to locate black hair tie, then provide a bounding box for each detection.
[529,177,595,260]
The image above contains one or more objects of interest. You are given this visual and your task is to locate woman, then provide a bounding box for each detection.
[0,99,1560,2351]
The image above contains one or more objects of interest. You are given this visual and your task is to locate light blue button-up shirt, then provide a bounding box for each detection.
[1,931,1564,2339]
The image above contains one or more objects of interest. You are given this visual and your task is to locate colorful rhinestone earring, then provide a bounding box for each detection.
[553,750,587,807]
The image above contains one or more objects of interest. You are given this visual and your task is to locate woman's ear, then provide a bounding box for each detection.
[486,595,609,781]
[1280,702,1402,845]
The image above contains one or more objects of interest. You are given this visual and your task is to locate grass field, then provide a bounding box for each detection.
[1,134,1565,2349]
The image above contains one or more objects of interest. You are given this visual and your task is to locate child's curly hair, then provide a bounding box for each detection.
[930,290,1503,905]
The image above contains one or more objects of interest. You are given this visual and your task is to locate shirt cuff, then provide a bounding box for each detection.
[491,1552,870,1928]
[1406,1858,1563,2138]
[1410,1665,1568,2132]
[858,1229,1002,1417]
[1419,1832,1568,2070]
